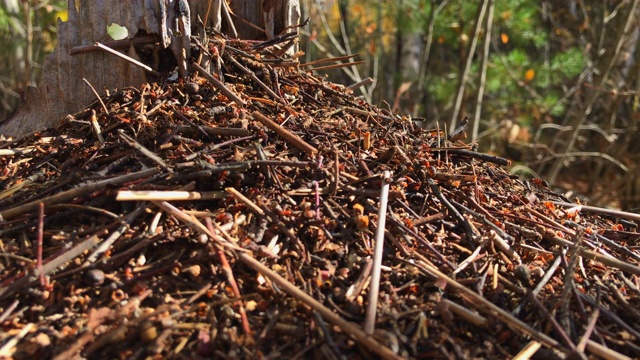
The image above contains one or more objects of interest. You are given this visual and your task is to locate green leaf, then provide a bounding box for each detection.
[107,23,128,41]
[550,47,584,78]
[506,49,529,67]
[543,94,566,116]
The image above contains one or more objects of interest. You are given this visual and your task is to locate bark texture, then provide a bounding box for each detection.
[0,0,300,137]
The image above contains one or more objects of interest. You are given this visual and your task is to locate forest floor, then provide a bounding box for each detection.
[1,34,639,360]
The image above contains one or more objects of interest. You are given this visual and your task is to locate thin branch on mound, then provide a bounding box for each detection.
[192,61,247,106]
[239,253,403,360]
[0,168,159,220]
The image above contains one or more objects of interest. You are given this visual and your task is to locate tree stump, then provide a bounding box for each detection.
[0,0,300,137]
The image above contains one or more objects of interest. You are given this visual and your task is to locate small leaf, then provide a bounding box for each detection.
[368,39,376,55]
[397,82,412,96]
[524,69,535,82]
[107,23,129,41]
[365,23,377,34]
[56,9,68,22]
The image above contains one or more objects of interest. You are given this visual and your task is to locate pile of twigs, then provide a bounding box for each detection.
[1,33,639,360]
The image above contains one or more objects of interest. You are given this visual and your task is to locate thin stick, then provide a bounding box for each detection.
[429,178,476,244]
[512,253,563,316]
[221,0,238,38]
[118,130,173,173]
[453,238,487,275]
[37,202,45,286]
[202,0,214,30]
[576,309,599,353]
[306,60,365,72]
[85,205,144,264]
[89,110,105,145]
[225,187,265,216]
[527,207,576,235]
[94,42,161,76]
[586,340,632,360]
[0,168,159,220]
[0,300,19,322]
[192,62,247,106]
[225,54,283,101]
[430,148,510,166]
[171,107,213,141]
[365,171,391,335]
[331,150,339,196]
[302,54,359,66]
[252,111,317,155]
[552,201,640,222]
[204,218,251,335]
[513,341,542,360]
[343,106,397,121]
[539,227,640,275]
[547,0,639,184]
[238,253,402,360]
[528,291,577,352]
[70,35,158,55]
[443,299,487,327]
[347,77,374,91]
[0,323,34,357]
[0,148,35,156]
[117,190,225,201]
[489,230,521,262]
[346,258,373,301]
[450,0,490,130]
[219,247,252,334]
[174,125,251,137]
[413,259,564,352]
[0,228,109,300]
[471,0,494,143]
[83,78,109,114]
[47,204,120,219]
[52,332,94,360]
[152,201,241,252]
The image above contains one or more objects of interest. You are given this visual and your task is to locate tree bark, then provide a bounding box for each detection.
[0,0,300,138]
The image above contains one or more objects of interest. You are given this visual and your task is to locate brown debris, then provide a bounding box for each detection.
[1,32,640,360]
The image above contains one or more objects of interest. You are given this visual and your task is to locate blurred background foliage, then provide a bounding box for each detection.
[0,0,65,120]
[301,0,640,209]
[0,0,638,209]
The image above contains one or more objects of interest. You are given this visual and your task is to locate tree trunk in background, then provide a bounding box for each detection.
[0,0,300,138]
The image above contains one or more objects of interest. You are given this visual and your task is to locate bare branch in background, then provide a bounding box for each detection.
[472,0,494,143]
[450,0,490,130]
[314,0,347,55]
[336,1,370,96]
[547,0,639,184]
[301,0,376,102]
[413,0,448,117]
[22,0,33,90]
